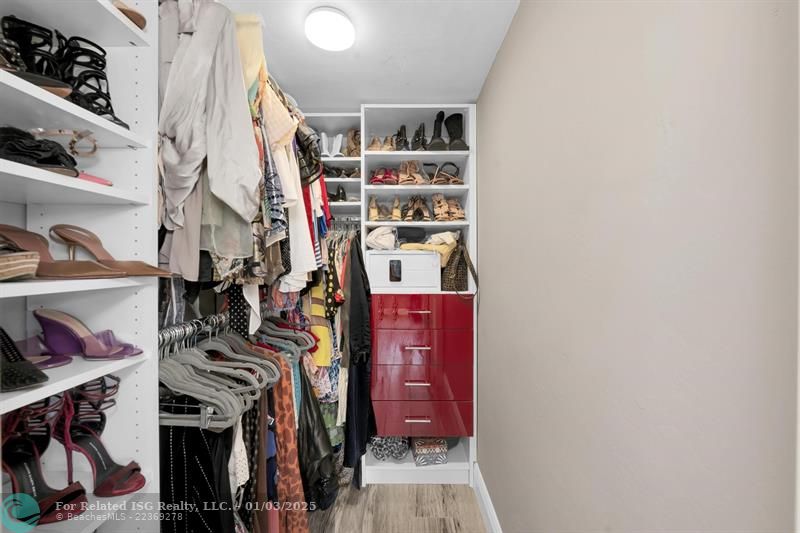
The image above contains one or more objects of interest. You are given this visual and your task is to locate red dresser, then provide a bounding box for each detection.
[371,294,474,437]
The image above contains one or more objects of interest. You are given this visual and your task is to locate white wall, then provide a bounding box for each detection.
[477,1,798,531]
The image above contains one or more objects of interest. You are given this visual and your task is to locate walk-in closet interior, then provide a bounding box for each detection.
[1,1,796,532]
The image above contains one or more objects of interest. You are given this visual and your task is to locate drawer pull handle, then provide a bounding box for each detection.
[404,346,431,351]
[408,310,432,315]
[404,381,431,387]
[404,418,432,424]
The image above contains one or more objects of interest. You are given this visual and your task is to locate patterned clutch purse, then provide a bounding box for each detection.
[412,438,448,467]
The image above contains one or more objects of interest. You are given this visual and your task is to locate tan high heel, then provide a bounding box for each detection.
[446,198,466,220]
[381,136,396,151]
[49,224,171,277]
[417,196,432,221]
[391,197,402,221]
[432,194,450,222]
[368,197,380,221]
[367,136,382,151]
[0,224,124,279]
[408,160,430,185]
[345,129,361,157]
[398,161,414,185]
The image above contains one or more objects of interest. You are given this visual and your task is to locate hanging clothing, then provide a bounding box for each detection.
[159,0,260,232]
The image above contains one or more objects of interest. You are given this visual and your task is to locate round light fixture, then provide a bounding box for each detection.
[304,7,355,51]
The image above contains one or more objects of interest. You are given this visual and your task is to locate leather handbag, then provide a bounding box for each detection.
[442,240,478,293]
[297,367,338,509]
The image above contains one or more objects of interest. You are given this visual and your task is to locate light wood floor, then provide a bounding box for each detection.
[309,484,487,533]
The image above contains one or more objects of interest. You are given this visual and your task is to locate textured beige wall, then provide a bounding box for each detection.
[476,1,798,531]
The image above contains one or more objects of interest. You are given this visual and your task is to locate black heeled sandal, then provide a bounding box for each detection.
[59,36,129,129]
[411,123,428,151]
[395,124,410,151]
[2,396,89,525]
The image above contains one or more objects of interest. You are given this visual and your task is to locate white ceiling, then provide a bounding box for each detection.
[225,0,519,112]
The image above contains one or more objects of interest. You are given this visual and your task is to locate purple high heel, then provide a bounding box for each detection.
[33,309,142,360]
[15,336,72,369]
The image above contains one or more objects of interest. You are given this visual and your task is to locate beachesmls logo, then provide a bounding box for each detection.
[1,493,40,533]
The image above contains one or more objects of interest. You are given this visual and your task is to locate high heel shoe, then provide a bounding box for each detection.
[2,397,89,524]
[381,136,396,151]
[33,308,143,360]
[391,197,402,221]
[447,198,466,220]
[49,224,171,277]
[367,136,382,151]
[428,111,447,150]
[337,185,347,202]
[411,123,428,151]
[320,132,331,157]
[395,125,410,151]
[368,197,380,221]
[344,128,361,157]
[432,194,450,222]
[445,113,469,150]
[1,326,48,392]
[55,376,146,497]
[331,133,345,157]
[0,224,124,279]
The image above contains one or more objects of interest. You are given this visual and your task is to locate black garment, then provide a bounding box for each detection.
[343,235,375,487]
[160,398,236,533]
[226,284,250,338]
[348,235,371,364]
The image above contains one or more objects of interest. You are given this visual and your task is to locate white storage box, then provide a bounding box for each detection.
[366,250,441,292]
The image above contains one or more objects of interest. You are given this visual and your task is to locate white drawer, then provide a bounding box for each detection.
[366,251,441,292]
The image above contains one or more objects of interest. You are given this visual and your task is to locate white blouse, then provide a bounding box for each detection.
[159,0,261,231]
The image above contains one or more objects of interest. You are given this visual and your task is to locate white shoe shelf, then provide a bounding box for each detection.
[0,1,160,531]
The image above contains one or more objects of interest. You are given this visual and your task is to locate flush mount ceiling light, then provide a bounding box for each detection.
[304,7,355,51]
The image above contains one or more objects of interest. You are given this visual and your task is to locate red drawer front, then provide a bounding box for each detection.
[372,364,472,401]
[372,329,472,366]
[372,294,474,330]
[372,401,473,437]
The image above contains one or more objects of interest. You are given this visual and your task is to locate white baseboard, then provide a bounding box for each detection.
[473,463,503,533]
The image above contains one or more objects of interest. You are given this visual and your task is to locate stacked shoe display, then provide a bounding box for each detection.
[320,128,360,157]
[1,15,129,129]
[368,195,465,222]
[366,111,469,152]
[2,375,146,525]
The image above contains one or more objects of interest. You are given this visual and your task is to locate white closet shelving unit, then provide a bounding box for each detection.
[359,104,478,485]
[305,112,363,218]
[0,1,159,532]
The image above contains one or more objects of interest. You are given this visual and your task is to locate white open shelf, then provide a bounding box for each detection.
[330,201,361,207]
[324,177,362,184]
[0,71,148,149]
[364,150,469,158]
[364,184,469,193]
[365,221,469,228]
[0,278,150,300]
[2,0,152,47]
[0,353,148,415]
[0,159,149,205]
[363,438,471,485]
[322,157,360,163]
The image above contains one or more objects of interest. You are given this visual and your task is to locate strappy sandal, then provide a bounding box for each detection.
[369,197,380,221]
[382,169,399,185]
[369,168,387,185]
[408,160,430,185]
[438,162,464,185]
[432,194,450,222]
[0,224,124,279]
[398,161,415,185]
[417,196,433,221]
[0,126,79,176]
[403,198,416,222]
[447,198,466,220]
[378,203,392,221]
[49,224,171,277]
[391,197,402,221]
[0,37,71,97]
[367,136,382,151]
[423,163,443,185]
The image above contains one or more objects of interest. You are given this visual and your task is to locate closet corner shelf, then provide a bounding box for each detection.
[0,353,149,415]
[0,71,149,149]
[34,473,152,533]
[0,277,152,299]
[329,201,361,208]
[364,438,471,484]
[364,221,469,228]
[0,159,150,206]
[2,0,152,47]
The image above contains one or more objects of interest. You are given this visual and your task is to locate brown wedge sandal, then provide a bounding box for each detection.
[0,225,124,279]
[49,224,171,277]
[432,194,450,222]
[446,198,466,220]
